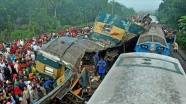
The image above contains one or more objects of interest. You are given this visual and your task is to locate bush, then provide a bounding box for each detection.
[11,30,35,40]
[176,32,186,50]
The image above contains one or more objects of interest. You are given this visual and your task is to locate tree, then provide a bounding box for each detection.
[156,0,186,28]
[39,0,62,18]
[0,0,136,42]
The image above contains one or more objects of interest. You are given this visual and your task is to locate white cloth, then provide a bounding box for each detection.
[6,47,10,53]
[20,40,24,46]
[0,73,4,81]
[19,97,28,104]
[27,84,33,101]
[27,50,31,56]
[32,45,38,51]
[31,54,35,61]
[0,63,5,69]
[14,63,19,73]
[23,90,30,99]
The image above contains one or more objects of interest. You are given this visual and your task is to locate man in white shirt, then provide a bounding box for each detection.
[0,70,4,82]
[0,61,5,69]
[32,43,38,58]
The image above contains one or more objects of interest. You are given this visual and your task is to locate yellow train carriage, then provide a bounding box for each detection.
[36,37,104,104]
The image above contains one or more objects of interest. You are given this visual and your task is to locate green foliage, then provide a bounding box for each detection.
[178,16,186,31]
[0,0,135,41]
[176,33,186,50]
[11,30,35,40]
[155,0,186,29]
[156,0,186,50]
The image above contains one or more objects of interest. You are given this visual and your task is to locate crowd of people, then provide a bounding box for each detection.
[0,25,93,104]
[162,26,179,52]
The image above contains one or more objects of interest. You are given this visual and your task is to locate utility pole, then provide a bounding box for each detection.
[112,0,114,14]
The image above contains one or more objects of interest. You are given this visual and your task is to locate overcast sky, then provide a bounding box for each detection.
[114,0,162,12]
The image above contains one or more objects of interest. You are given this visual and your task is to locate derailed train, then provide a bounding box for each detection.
[88,52,186,104]
[36,12,147,104]
[135,16,170,56]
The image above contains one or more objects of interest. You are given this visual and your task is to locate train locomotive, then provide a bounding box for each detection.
[135,21,170,56]
[88,52,186,104]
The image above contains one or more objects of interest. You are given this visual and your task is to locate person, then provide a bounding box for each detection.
[173,42,178,52]
[32,43,38,58]
[0,70,4,82]
[30,86,39,101]
[23,86,30,103]
[8,93,16,104]
[43,79,54,93]
[93,50,99,76]
[39,83,46,96]
[14,86,22,102]
[0,86,6,101]
[97,57,106,81]
[3,63,12,80]
[169,31,176,44]
[19,94,28,104]
[26,81,33,101]
[18,79,26,91]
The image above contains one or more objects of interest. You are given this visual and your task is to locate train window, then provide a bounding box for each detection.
[139,35,152,43]
[153,36,166,46]
[156,46,165,50]
[140,44,149,49]
[45,66,54,75]
[103,24,112,34]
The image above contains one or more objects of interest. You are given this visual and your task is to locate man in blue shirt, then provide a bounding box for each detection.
[97,57,106,80]
[8,53,15,62]
[43,79,54,93]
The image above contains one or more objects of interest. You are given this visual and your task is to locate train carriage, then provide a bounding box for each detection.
[135,23,170,56]
[36,37,105,104]
[88,52,186,104]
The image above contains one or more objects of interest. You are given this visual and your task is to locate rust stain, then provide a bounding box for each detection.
[99,38,108,44]
[110,32,119,36]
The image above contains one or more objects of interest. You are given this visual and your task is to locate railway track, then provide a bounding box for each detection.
[169,45,186,72]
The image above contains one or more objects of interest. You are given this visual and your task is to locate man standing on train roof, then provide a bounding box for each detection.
[97,57,106,81]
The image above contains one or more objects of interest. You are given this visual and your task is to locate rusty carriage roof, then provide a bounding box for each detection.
[38,37,105,70]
